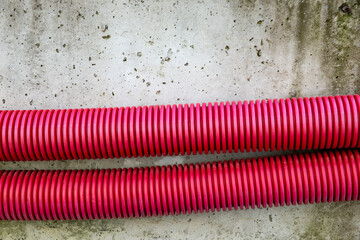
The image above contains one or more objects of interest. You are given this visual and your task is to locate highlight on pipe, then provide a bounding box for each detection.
[0,149,359,220]
[0,95,359,161]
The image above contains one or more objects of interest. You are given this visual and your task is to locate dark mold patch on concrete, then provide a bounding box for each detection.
[269,0,360,96]
[321,1,360,95]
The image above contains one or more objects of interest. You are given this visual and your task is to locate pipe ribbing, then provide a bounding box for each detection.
[1,95,359,161]
[0,149,359,220]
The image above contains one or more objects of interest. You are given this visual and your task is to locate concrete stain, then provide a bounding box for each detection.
[269,0,360,97]
[300,202,360,239]
[0,219,128,239]
[0,220,27,239]
[309,1,322,42]
[321,0,360,95]
[226,0,257,11]
[292,0,311,97]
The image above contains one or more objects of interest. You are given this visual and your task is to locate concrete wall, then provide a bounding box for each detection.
[0,0,359,239]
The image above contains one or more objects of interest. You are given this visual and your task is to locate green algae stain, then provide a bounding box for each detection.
[321,1,360,94]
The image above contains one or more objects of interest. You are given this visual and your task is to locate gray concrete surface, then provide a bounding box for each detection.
[0,0,360,239]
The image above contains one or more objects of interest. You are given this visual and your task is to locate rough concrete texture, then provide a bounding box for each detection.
[0,0,360,239]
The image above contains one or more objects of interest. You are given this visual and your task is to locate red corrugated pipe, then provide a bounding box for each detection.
[1,95,359,161]
[0,149,359,220]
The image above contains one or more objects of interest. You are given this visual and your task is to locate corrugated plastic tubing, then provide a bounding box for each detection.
[1,149,360,220]
[1,95,360,161]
